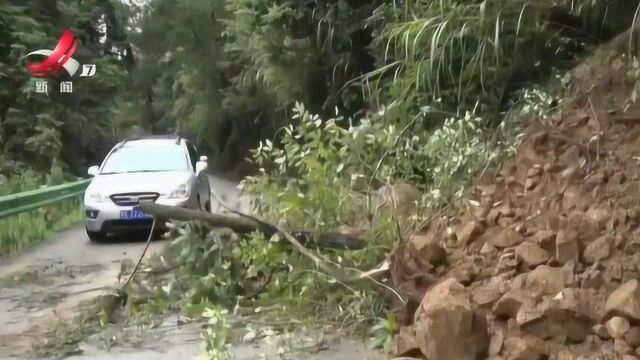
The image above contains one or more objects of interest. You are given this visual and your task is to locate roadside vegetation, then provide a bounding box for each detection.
[4,0,640,358]
[0,166,84,256]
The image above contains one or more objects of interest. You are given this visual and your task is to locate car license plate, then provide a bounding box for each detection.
[120,209,151,220]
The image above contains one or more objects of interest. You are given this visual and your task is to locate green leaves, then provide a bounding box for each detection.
[199,306,233,360]
[369,312,397,353]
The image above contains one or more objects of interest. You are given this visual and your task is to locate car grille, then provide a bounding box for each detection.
[110,192,159,206]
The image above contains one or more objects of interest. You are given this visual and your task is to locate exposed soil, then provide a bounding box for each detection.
[389,35,640,359]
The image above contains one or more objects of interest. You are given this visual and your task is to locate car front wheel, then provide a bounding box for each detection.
[86,228,106,242]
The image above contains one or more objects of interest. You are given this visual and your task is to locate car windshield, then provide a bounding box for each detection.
[100,144,190,174]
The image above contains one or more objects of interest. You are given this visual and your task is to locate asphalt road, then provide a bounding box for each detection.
[0,175,382,360]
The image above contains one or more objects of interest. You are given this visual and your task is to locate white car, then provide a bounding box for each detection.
[83,135,211,241]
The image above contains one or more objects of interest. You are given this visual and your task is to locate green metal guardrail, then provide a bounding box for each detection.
[0,178,91,219]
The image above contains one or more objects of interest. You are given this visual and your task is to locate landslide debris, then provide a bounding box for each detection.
[389,41,640,359]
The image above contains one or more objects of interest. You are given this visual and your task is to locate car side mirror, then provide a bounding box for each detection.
[196,156,208,174]
[87,165,99,177]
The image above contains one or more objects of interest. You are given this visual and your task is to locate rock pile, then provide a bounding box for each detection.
[389,51,640,359]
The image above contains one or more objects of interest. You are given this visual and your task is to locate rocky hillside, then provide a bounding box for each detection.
[389,34,640,359]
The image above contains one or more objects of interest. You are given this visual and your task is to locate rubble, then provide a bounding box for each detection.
[389,50,640,359]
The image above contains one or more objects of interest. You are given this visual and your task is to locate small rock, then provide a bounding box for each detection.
[526,265,568,297]
[527,167,543,177]
[561,165,583,181]
[567,210,601,242]
[456,221,484,245]
[487,208,501,225]
[516,302,545,327]
[480,241,497,255]
[583,236,611,264]
[472,283,503,307]
[624,270,640,283]
[498,206,515,217]
[581,268,605,289]
[611,265,624,281]
[628,239,640,254]
[626,327,640,347]
[393,325,419,357]
[494,250,518,276]
[593,324,610,339]
[525,177,538,191]
[408,234,446,265]
[491,228,524,248]
[606,316,631,339]
[511,273,528,289]
[605,280,640,321]
[498,217,515,227]
[559,145,582,166]
[242,330,257,343]
[556,230,580,264]
[488,330,504,356]
[616,233,626,249]
[515,242,550,267]
[615,206,629,226]
[562,188,582,212]
[610,172,627,185]
[616,338,634,355]
[502,335,546,360]
[587,206,610,229]
[585,172,607,187]
[530,230,557,250]
[494,289,535,319]
[448,262,477,286]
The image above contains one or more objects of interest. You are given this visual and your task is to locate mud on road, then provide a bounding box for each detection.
[0,176,383,360]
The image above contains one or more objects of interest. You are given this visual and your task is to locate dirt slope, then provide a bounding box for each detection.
[390,42,640,359]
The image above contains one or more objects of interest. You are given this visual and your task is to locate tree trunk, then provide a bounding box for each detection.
[136,203,365,250]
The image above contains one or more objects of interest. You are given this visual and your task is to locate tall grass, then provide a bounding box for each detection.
[367,0,612,118]
[0,169,84,257]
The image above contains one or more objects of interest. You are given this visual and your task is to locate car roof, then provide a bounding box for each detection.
[116,135,187,148]
[130,135,181,141]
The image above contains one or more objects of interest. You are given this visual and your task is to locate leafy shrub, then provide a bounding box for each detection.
[198,307,233,360]
[241,102,504,206]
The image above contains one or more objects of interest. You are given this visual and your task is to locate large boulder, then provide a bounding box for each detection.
[518,288,597,343]
[414,278,489,360]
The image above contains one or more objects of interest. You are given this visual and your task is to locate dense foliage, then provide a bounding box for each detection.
[2,0,638,179]
[0,1,136,178]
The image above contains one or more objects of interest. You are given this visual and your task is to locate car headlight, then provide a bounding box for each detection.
[86,191,106,202]
[167,183,190,199]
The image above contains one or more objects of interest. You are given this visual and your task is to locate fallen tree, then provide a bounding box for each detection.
[135,202,366,250]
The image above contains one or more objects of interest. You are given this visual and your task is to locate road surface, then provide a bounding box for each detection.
[0,175,383,360]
